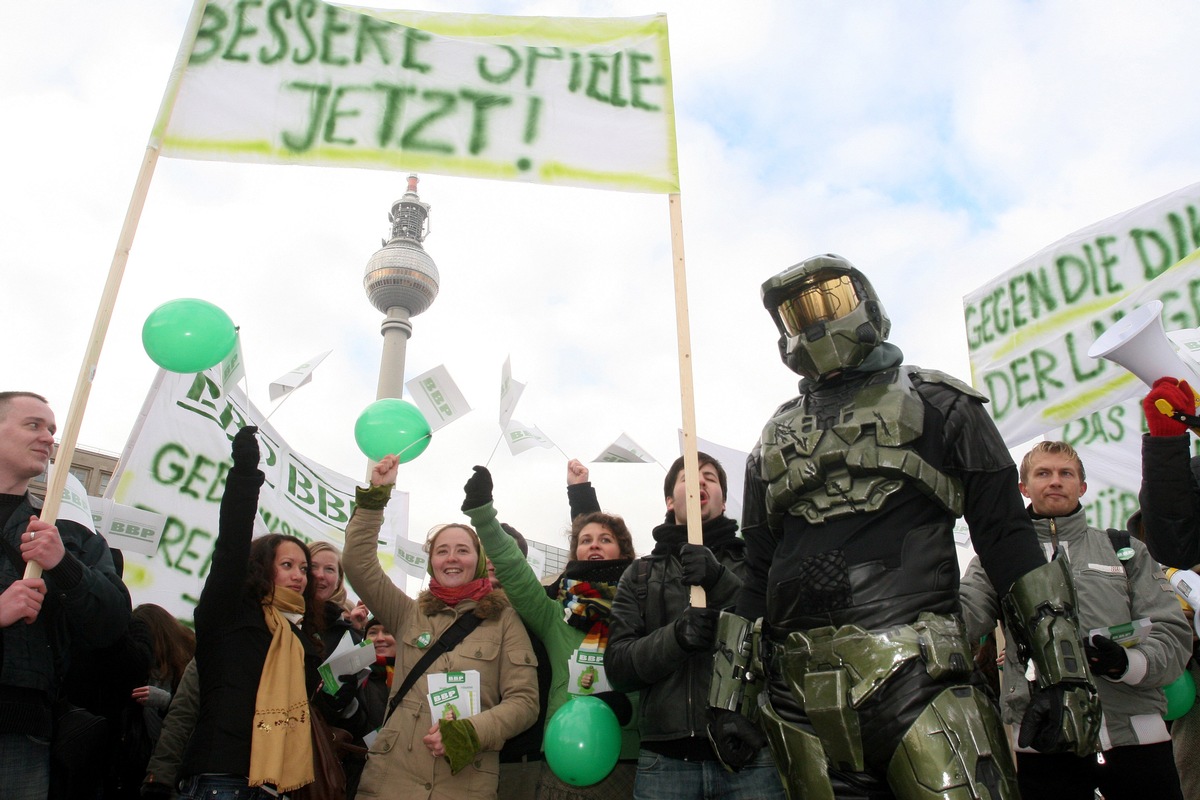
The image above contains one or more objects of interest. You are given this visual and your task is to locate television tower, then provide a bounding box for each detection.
[363,175,439,400]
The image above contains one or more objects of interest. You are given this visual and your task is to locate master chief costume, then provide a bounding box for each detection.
[724,255,1100,800]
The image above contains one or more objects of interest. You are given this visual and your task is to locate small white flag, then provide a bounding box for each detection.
[593,433,656,464]
[407,365,471,432]
[56,472,98,534]
[206,334,246,393]
[526,546,547,579]
[1166,328,1200,369]
[269,350,331,401]
[88,497,168,557]
[504,419,555,456]
[499,356,525,430]
[394,536,429,579]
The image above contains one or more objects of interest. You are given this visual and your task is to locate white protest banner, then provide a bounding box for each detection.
[114,370,409,619]
[270,350,332,401]
[1047,396,1148,532]
[504,419,555,455]
[593,433,656,464]
[407,364,471,432]
[160,2,678,194]
[965,183,1200,445]
[499,356,525,430]
[89,499,168,557]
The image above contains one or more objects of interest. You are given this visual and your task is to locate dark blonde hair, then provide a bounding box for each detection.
[307,541,347,607]
[568,512,636,561]
[1019,440,1086,484]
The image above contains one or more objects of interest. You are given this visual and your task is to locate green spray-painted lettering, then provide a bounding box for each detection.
[193,0,432,71]
[1062,404,1129,447]
[152,442,231,503]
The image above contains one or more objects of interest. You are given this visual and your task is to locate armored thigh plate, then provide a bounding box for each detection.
[886,685,1018,799]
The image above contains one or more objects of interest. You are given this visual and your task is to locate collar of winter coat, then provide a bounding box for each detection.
[1027,504,1089,540]
[418,587,511,619]
[650,514,742,556]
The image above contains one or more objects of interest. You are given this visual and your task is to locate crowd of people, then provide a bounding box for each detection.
[3,256,1200,800]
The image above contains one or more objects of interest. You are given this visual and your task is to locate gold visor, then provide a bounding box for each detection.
[776,274,861,335]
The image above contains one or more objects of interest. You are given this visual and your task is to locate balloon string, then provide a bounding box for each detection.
[396,433,432,461]
[484,432,503,467]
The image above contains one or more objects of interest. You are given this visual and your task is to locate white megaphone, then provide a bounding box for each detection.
[1087,300,1200,388]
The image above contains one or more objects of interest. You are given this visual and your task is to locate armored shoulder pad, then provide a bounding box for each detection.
[908,367,987,402]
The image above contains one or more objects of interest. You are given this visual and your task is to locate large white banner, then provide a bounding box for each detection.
[114,369,410,620]
[160,1,679,194]
[964,182,1200,445]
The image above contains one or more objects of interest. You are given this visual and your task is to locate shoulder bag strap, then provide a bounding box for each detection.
[382,612,484,726]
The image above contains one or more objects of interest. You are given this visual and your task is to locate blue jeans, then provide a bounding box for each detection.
[0,733,50,800]
[178,775,278,800]
[633,748,785,800]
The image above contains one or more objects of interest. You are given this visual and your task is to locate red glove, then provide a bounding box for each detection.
[1144,377,1196,436]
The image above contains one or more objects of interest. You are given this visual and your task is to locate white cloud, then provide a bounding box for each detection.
[4,0,1200,565]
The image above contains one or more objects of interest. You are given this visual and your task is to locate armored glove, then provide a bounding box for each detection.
[674,606,719,652]
[1144,377,1196,436]
[230,425,260,473]
[1018,684,1098,755]
[1085,635,1129,679]
[462,465,494,511]
[680,543,726,591]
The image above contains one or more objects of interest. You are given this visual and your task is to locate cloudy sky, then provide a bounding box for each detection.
[5,0,1200,565]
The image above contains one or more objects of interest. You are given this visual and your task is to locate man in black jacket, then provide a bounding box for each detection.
[606,453,784,799]
[0,391,131,800]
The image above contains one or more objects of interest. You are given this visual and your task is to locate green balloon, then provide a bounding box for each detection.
[1164,669,1196,721]
[354,399,432,462]
[141,298,237,373]
[544,696,621,787]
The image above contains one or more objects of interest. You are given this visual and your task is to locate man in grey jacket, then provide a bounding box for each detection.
[960,440,1190,799]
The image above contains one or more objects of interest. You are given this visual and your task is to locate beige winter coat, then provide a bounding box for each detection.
[343,506,539,800]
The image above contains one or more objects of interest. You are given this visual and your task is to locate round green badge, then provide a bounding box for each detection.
[415,632,432,648]
[1116,547,1135,562]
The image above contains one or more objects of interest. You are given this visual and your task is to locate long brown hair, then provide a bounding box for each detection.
[247,534,323,642]
[132,603,195,693]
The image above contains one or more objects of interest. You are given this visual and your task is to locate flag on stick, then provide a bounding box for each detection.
[499,356,525,430]
[407,364,471,432]
[270,350,331,401]
[593,433,656,464]
[504,420,555,455]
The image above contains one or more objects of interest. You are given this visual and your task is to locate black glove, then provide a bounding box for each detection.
[462,465,493,511]
[230,425,260,473]
[1018,685,1073,752]
[592,690,633,727]
[679,544,725,591]
[1085,635,1129,679]
[317,673,360,717]
[674,606,719,653]
[707,707,767,771]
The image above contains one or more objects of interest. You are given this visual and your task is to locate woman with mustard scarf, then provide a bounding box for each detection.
[176,426,327,800]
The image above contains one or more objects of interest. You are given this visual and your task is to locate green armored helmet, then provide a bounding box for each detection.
[761,254,891,381]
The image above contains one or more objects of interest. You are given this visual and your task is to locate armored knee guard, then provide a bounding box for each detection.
[886,684,1018,800]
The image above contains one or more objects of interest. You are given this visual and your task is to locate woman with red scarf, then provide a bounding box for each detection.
[343,455,538,800]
